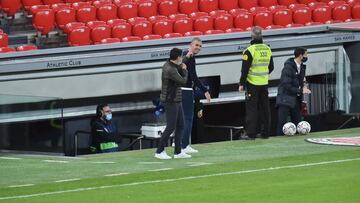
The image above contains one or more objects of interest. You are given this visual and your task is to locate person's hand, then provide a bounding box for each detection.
[186,50,193,58]
[303,87,311,94]
[204,91,211,103]
[239,85,244,92]
[181,63,187,70]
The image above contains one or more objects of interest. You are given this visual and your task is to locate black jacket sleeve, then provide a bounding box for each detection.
[168,64,188,86]
[239,49,252,86]
[268,56,274,74]
[281,66,302,95]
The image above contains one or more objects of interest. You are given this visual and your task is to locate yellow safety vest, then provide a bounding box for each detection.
[244,44,272,85]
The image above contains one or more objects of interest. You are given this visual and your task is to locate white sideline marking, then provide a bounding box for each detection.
[54,179,80,183]
[0,157,22,160]
[138,162,164,165]
[8,184,34,188]
[104,173,129,177]
[1,157,359,201]
[43,160,68,163]
[90,161,116,164]
[188,163,213,167]
[148,168,173,172]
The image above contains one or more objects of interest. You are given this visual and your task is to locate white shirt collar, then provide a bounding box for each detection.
[294,59,301,72]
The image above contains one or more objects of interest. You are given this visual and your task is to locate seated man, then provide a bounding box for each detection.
[91,104,122,153]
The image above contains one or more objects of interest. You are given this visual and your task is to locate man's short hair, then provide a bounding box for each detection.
[191,37,202,44]
[294,47,307,58]
[96,104,108,118]
[251,26,262,40]
[169,48,183,60]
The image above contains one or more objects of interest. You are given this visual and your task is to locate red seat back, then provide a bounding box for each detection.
[253,11,273,28]
[213,13,233,31]
[234,12,253,30]
[76,6,97,23]
[273,9,293,26]
[0,33,9,47]
[138,0,158,18]
[199,0,218,13]
[153,19,174,36]
[158,0,179,16]
[179,0,199,15]
[69,27,91,46]
[238,0,258,10]
[56,8,76,29]
[117,2,138,20]
[112,23,132,39]
[22,0,43,11]
[97,4,117,22]
[293,7,312,25]
[33,9,55,35]
[132,21,153,38]
[312,6,332,23]
[143,34,162,40]
[332,4,352,21]
[219,0,238,11]
[259,0,278,7]
[193,16,214,32]
[91,25,112,44]
[173,18,193,34]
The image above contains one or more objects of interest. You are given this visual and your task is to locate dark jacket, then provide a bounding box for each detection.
[91,117,121,151]
[276,58,306,108]
[160,59,188,103]
[182,50,208,92]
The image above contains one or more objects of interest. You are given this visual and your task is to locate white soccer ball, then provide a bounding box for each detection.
[283,122,297,136]
[297,121,311,135]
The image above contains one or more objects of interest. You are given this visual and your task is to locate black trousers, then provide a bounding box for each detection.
[156,102,184,155]
[245,84,271,138]
[276,101,301,135]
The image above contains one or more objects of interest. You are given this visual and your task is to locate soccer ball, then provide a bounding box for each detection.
[297,121,311,135]
[282,122,297,135]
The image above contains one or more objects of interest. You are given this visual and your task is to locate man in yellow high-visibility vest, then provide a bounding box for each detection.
[239,26,274,140]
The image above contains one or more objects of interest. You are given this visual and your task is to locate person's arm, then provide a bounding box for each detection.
[268,56,274,74]
[280,66,302,95]
[92,122,122,143]
[239,50,252,91]
[168,64,188,86]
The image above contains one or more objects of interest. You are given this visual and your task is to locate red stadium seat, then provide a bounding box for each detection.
[353,3,360,19]
[258,0,278,8]
[308,2,327,10]
[179,0,199,15]
[218,0,238,11]
[297,0,316,4]
[148,15,168,23]
[199,0,218,13]
[16,44,38,51]
[128,17,148,25]
[56,8,76,29]
[97,4,117,21]
[163,32,183,38]
[51,3,71,12]
[265,24,283,29]
[0,47,16,53]
[225,28,243,33]
[328,1,347,8]
[71,2,91,10]
[0,33,9,47]
[285,23,304,28]
[347,0,360,6]
[22,0,43,11]
[293,7,312,25]
[76,6,97,23]
[86,20,107,29]
[189,12,208,19]
[30,5,50,16]
[269,5,287,13]
[158,0,178,16]
[153,19,173,36]
[229,8,248,16]
[312,6,332,23]
[107,19,127,27]
[305,21,322,26]
[253,11,273,29]
[121,36,142,42]
[100,38,121,44]
[112,23,132,39]
[209,10,227,17]
[238,0,258,10]
[33,9,55,35]
[173,18,193,34]
[42,0,63,5]
[204,29,224,35]
[183,30,203,36]
[64,22,86,34]
[332,4,352,21]
[92,0,112,8]
[65,0,86,3]
[138,1,158,18]
[193,16,214,32]
[117,2,138,20]
[213,13,233,31]
[169,13,188,20]
[318,0,332,3]
[273,9,293,26]
[69,27,91,46]
[234,12,253,30]
[91,25,112,44]
[132,21,153,38]
[277,0,297,7]
[143,34,162,40]
[250,7,268,14]
[288,4,308,11]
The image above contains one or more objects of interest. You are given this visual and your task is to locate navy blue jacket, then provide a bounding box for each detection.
[91,117,121,151]
[182,50,208,92]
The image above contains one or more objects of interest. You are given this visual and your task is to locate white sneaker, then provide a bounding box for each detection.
[174,151,192,159]
[183,145,199,154]
[154,151,172,160]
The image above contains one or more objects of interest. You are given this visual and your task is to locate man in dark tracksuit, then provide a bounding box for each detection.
[239,26,274,139]
[276,47,311,135]
[155,48,191,160]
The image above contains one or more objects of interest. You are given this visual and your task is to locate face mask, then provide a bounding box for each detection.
[302,57,308,63]
[105,113,112,121]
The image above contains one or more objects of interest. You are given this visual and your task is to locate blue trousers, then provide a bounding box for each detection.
[181,89,194,149]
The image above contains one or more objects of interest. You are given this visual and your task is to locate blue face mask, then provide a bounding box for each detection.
[105,113,112,121]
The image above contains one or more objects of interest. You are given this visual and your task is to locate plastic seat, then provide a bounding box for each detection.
[269,5,287,13]
[16,45,38,51]
[76,6,97,23]
[297,0,317,4]
[218,0,237,11]
[259,0,278,8]
[183,30,203,36]
[138,1,158,18]
[308,2,327,10]
[128,17,148,25]
[163,32,183,38]
[0,33,9,48]
[173,17,193,34]
[199,0,218,13]
[132,21,153,38]
[179,0,199,15]
[293,7,312,25]
[225,27,243,33]
[30,5,50,16]
[347,0,360,6]
[153,19,174,36]
[22,0,43,11]
[209,10,227,17]
[277,0,297,7]
[213,13,233,31]
[253,11,273,29]
[229,8,248,16]
[86,20,107,29]
[312,6,332,23]
[158,0,179,16]
[97,4,117,22]
[285,23,304,28]
[193,16,214,33]
[69,27,91,46]
[117,2,138,20]
[121,36,142,42]
[265,25,283,29]
[189,12,209,19]
[42,0,63,5]
[91,25,112,44]
[328,1,347,8]
[56,8,76,29]
[112,23,132,39]
[250,7,268,14]
[100,38,121,44]
[143,34,162,40]
[72,2,92,10]
[92,0,113,8]
[238,0,258,10]
[51,3,71,12]
[64,22,86,34]
[288,4,308,11]
[352,3,360,19]
[32,9,55,35]
[148,15,169,23]
[305,21,322,26]
[318,0,332,3]
[107,19,127,27]
[332,4,352,21]
[0,47,16,53]
[204,29,224,35]
[234,12,253,30]
[65,0,86,3]
[273,9,293,26]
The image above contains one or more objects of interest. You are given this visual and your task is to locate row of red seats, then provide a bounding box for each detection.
[0,44,38,53]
